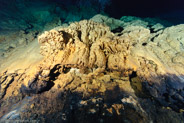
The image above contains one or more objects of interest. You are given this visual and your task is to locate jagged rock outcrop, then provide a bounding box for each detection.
[0,17,184,122]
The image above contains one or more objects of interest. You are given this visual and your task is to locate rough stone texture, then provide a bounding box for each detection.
[0,17,184,122]
[91,14,125,30]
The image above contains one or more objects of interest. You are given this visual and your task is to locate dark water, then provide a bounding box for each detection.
[105,0,184,18]
[0,0,184,33]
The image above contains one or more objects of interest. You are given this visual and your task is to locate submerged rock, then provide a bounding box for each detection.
[0,15,184,122]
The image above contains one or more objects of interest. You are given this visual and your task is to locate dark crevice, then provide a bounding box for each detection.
[142,42,147,46]
[0,76,8,84]
[77,30,82,41]
[60,31,72,44]
[63,66,71,74]
[21,65,63,94]
[163,93,169,102]
[129,71,151,98]
[150,34,160,42]
[148,25,164,34]
[42,65,62,91]
[111,26,124,33]
[0,76,15,99]
[129,71,137,79]
[37,80,53,94]
[34,31,39,38]
[34,64,61,93]
[49,64,61,81]
[147,25,156,33]
[150,28,155,33]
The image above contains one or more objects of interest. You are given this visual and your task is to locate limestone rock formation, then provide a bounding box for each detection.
[0,17,184,122]
[91,14,124,30]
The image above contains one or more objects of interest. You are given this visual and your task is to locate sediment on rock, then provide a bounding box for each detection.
[0,16,184,122]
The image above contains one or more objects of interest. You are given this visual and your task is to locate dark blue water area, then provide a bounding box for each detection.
[0,0,184,33]
[104,0,184,24]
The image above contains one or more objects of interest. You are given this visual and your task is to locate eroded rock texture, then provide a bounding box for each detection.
[0,17,184,122]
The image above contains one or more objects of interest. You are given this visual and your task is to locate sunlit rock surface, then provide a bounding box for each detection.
[0,15,184,122]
